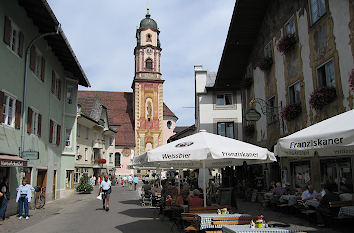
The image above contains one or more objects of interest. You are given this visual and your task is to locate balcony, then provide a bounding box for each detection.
[92,139,104,149]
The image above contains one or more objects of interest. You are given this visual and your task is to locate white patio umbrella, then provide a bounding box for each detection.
[132,131,276,206]
[275,109,354,157]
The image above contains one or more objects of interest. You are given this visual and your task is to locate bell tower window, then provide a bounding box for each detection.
[146,58,153,69]
[146,33,152,42]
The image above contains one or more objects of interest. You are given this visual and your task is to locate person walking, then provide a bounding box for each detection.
[89,176,94,186]
[98,174,112,211]
[16,178,34,219]
[93,176,96,186]
[133,176,139,191]
[128,175,133,190]
[0,177,10,221]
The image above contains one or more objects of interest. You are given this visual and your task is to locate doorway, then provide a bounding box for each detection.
[37,169,47,197]
[53,170,56,200]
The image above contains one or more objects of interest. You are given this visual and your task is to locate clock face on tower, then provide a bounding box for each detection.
[146,48,153,55]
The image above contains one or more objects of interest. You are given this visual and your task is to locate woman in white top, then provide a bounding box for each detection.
[16,179,34,219]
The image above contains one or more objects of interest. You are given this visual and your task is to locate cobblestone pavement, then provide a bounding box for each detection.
[0,185,171,233]
[236,199,351,233]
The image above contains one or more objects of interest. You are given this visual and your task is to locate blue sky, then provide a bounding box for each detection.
[47,0,235,126]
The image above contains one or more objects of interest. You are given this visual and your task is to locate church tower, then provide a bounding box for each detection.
[133,9,164,155]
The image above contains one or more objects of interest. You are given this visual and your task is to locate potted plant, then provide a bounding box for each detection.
[349,69,354,92]
[257,57,273,71]
[243,125,255,137]
[277,33,297,54]
[94,158,107,164]
[280,103,302,121]
[309,86,337,110]
[75,174,93,194]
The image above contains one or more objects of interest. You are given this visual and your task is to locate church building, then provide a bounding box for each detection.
[78,9,177,176]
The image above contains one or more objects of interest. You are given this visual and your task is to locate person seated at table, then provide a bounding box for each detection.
[273,182,284,196]
[316,184,339,227]
[188,189,203,208]
[165,195,173,206]
[142,180,152,196]
[151,181,161,197]
[176,190,190,207]
[301,185,318,201]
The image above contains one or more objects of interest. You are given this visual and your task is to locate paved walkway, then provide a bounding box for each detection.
[0,186,171,233]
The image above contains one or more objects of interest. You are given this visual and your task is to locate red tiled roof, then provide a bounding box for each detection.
[78,91,177,147]
[163,103,178,119]
[78,91,135,146]
[77,95,101,121]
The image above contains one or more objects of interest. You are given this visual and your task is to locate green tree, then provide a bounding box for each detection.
[76,174,93,193]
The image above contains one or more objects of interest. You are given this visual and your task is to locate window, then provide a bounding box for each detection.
[145,59,153,69]
[167,121,172,129]
[84,148,88,161]
[2,94,16,127]
[317,60,335,87]
[264,41,273,58]
[77,124,81,137]
[115,152,121,167]
[146,33,152,42]
[309,0,326,24]
[285,17,296,36]
[3,16,23,57]
[31,111,39,135]
[217,122,234,139]
[34,50,44,78]
[49,120,61,145]
[216,94,233,106]
[65,170,74,189]
[109,136,114,145]
[289,81,301,105]
[85,126,89,139]
[66,86,74,104]
[109,153,113,163]
[65,129,72,147]
[76,146,80,160]
[51,71,61,100]
[267,97,277,124]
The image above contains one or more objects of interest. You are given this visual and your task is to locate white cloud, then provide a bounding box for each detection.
[47,0,234,126]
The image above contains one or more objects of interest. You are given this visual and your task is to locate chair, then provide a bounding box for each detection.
[141,192,153,206]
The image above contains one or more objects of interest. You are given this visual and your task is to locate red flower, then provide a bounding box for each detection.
[277,34,297,54]
[280,103,302,121]
[309,86,337,110]
[94,158,106,164]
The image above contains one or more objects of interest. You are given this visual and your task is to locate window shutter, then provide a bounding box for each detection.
[38,114,42,137]
[3,16,11,45]
[27,107,32,134]
[18,32,24,57]
[0,91,4,123]
[58,80,61,100]
[56,124,61,145]
[49,120,53,143]
[41,57,45,82]
[51,71,55,93]
[15,100,22,129]
[30,46,36,71]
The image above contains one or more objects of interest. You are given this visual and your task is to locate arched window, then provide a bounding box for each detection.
[115,152,121,167]
[145,59,153,69]
[167,120,172,129]
[146,33,152,42]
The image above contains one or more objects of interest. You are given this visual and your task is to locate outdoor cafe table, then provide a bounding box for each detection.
[197,213,251,230]
[279,195,299,206]
[222,225,301,233]
[338,206,354,217]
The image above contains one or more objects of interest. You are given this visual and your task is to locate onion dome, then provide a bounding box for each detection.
[139,8,158,30]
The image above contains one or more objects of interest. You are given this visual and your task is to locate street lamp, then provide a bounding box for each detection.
[20,25,61,157]
[244,98,277,122]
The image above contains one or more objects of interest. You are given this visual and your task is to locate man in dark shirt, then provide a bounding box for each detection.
[0,177,10,221]
[316,184,339,226]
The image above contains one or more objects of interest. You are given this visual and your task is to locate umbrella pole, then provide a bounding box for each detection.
[203,160,206,207]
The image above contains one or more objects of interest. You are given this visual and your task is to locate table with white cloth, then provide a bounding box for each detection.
[338,206,354,217]
[197,213,251,230]
[279,195,299,206]
[222,225,301,233]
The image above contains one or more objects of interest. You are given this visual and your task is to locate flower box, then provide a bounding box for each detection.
[243,125,255,137]
[280,103,302,121]
[277,33,297,54]
[309,86,337,110]
[349,69,354,92]
[94,158,106,164]
[257,57,273,71]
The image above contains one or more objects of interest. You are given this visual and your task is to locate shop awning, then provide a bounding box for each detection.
[276,110,354,157]
[0,155,28,167]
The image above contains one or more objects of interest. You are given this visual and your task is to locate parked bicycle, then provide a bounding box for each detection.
[34,186,45,209]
